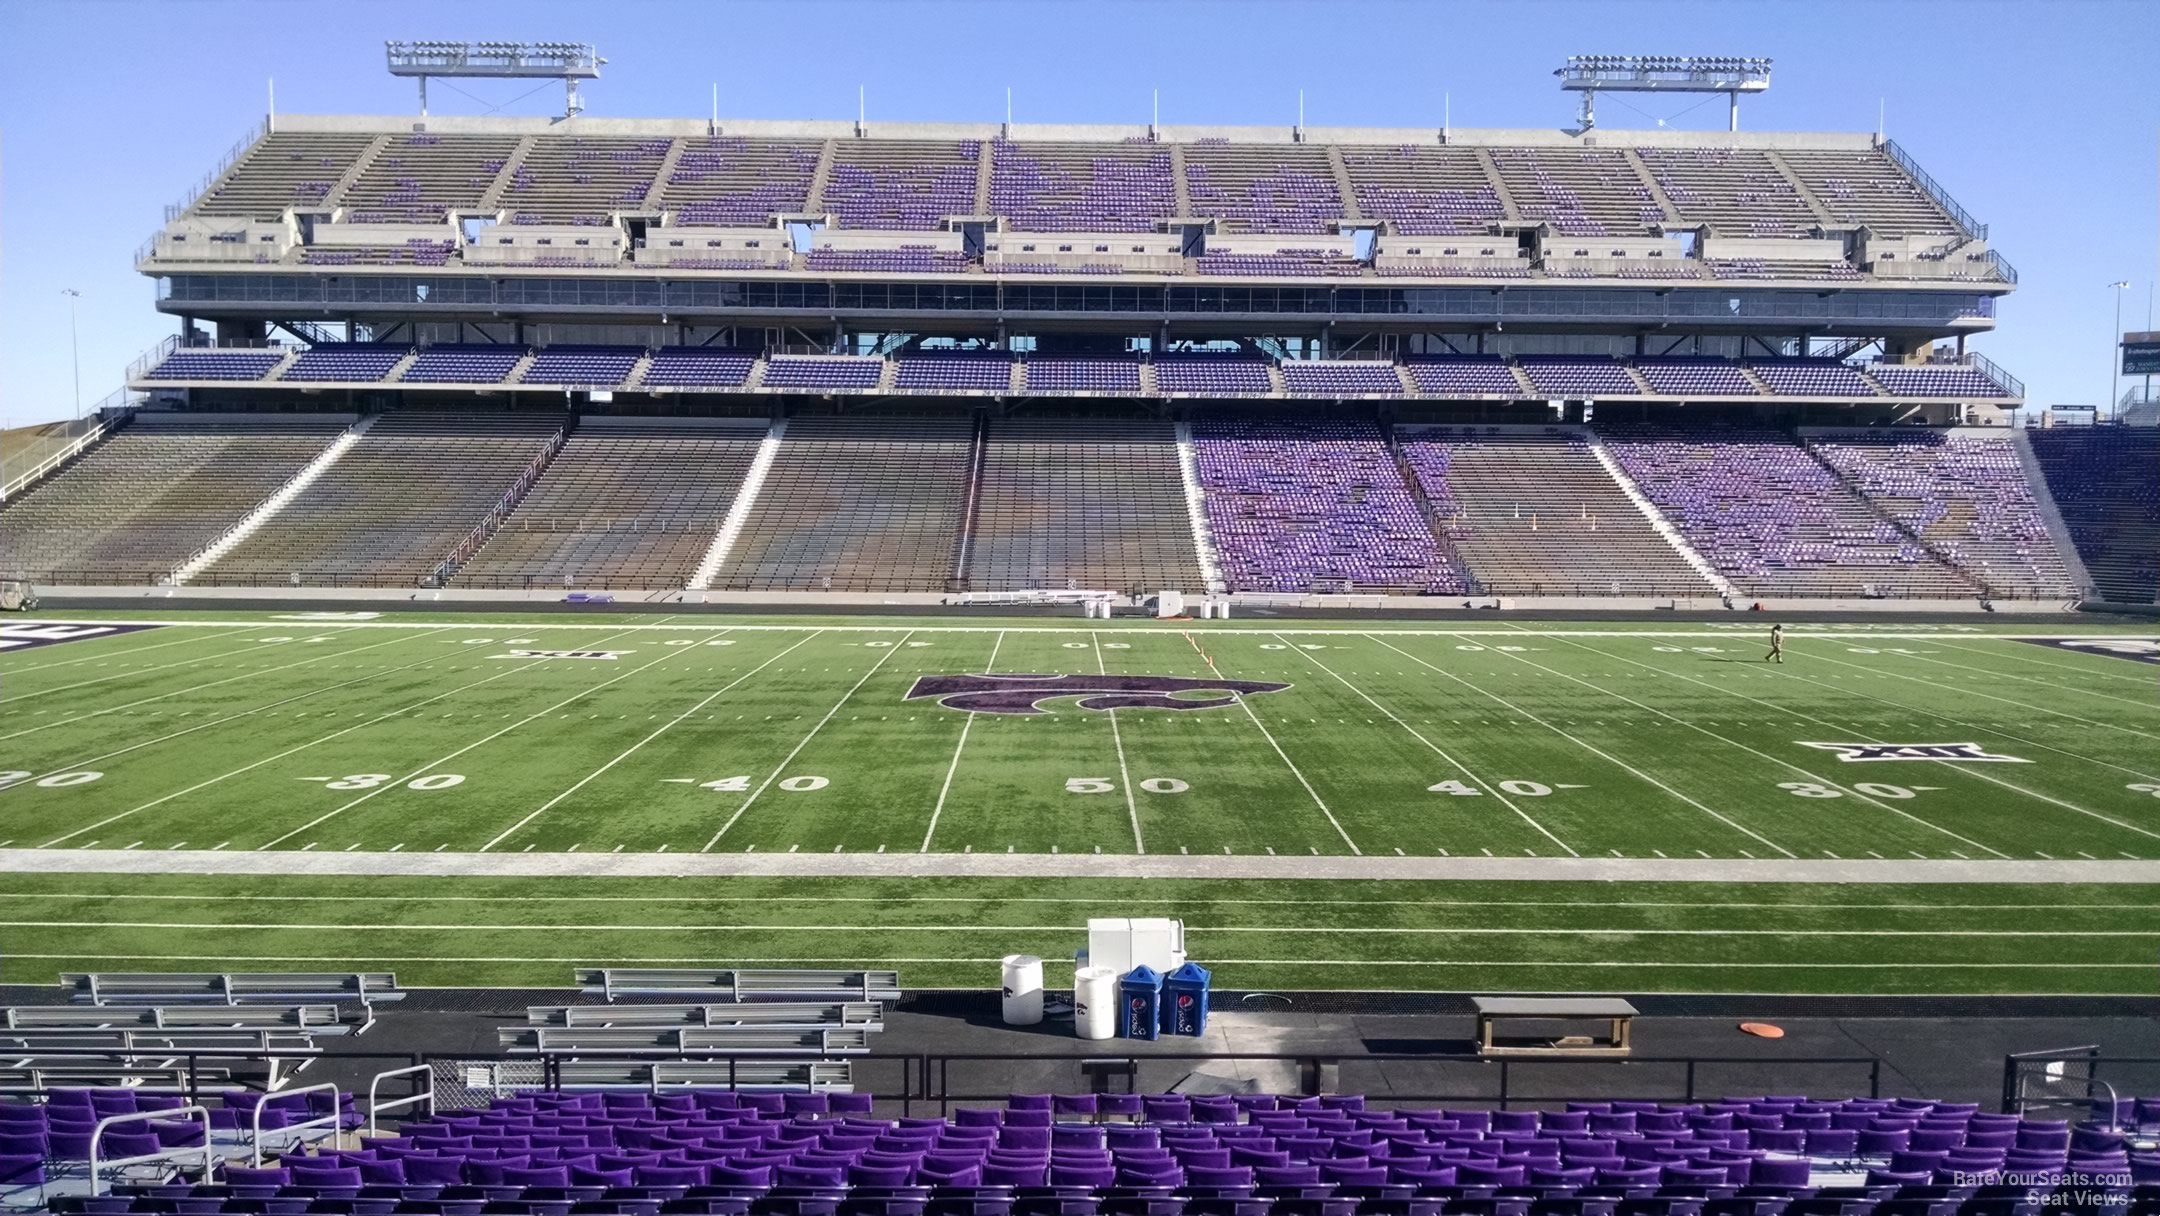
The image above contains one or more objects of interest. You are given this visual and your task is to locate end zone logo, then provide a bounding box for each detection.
[2018,638,2160,665]
[1799,741,2029,764]
[492,649,628,661]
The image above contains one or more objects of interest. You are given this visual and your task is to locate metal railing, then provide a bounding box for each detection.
[426,424,569,587]
[88,1104,215,1196]
[2001,1048,2160,1119]
[367,1064,435,1137]
[1881,139,1987,241]
[250,1080,341,1166]
[163,119,270,223]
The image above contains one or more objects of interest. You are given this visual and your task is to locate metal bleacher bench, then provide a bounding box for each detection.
[527,1002,884,1029]
[0,1060,232,1094]
[499,1026,875,1056]
[5,1004,352,1035]
[576,969,900,1003]
[1473,996,1638,1057]
[553,1059,854,1093]
[62,972,403,1010]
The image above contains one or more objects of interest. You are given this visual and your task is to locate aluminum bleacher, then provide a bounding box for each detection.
[576,968,901,1003]
[965,416,1202,593]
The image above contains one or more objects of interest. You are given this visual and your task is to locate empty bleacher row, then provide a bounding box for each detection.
[0,414,349,583]
[134,347,2024,402]
[175,129,1970,242]
[6,409,2117,600]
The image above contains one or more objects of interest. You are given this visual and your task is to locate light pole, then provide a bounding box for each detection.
[2108,281,2129,420]
[60,289,82,420]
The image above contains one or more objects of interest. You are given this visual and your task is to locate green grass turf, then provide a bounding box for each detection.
[2,612,2157,993]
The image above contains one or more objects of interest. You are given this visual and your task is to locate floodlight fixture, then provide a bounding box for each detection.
[385,40,605,118]
[1555,54,1772,131]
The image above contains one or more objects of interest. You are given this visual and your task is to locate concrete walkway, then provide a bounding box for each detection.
[4,848,2156,883]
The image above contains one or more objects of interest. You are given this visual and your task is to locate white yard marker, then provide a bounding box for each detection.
[1286,634,1577,857]
[1183,632,1360,855]
[481,630,819,852]
[1091,631,1145,854]
[1368,635,1788,858]
[1529,632,2011,858]
[1,629,301,705]
[704,631,916,850]
[922,631,1003,853]
[257,623,688,850]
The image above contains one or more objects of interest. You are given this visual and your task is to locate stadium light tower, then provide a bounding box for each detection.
[385,41,605,119]
[1556,55,1772,132]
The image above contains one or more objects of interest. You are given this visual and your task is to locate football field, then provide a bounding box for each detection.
[2,610,2157,994]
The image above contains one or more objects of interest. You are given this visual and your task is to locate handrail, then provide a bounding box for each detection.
[89,1104,215,1196]
[426,423,568,587]
[0,416,113,502]
[163,119,269,223]
[367,1063,435,1137]
[250,1079,341,1166]
[1881,138,1986,240]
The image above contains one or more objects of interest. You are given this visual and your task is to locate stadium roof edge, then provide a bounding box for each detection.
[264,112,1883,150]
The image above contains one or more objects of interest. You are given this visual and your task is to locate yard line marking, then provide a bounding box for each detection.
[1650,648,2160,846]
[1184,632,1360,855]
[2,627,254,675]
[1891,645,2160,711]
[1282,634,1575,857]
[0,629,290,704]
[1093,631,1144,855]
[0,629,388,743]
[23,892,2155,910]
[8,918,2156,938]
[5,952,2148,978]
[35,630,617,847]
[1827,647,2160,736]
[483,630,826,851]
[12,626,462,816]
[1794,648,2160,765]
[1935,638,2160,689]
[255,621,683,849]
[1371,635,1793,858]
[703,630,911,850]
[921,631,1002,854]
[1500,630,2011,859]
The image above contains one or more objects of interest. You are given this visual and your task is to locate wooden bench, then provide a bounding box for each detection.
[1473,997,1637,1057]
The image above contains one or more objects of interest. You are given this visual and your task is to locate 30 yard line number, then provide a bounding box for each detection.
[0,771,103,789]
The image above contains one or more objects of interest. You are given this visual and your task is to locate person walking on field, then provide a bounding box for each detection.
[1765,623,1784,664]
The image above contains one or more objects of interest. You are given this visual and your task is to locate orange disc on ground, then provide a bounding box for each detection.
[1739,1022,1785,1039]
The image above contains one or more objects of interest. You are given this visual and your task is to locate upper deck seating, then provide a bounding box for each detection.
[990,140,1174,232]
[823,141,981,231]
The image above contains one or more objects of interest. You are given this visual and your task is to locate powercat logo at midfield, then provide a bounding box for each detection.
[1798,742,2030,764]
[905,673,1291,715]
[0,623,160,654]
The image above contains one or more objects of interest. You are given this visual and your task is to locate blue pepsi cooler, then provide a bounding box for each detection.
[1164,962,1211,1036]
[1119,965,1164,1040]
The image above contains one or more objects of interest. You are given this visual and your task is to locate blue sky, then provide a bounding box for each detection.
[0,0,2153,427]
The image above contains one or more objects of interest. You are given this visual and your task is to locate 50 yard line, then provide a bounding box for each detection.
[1094,630,1144,854]
[921,630,1003,854]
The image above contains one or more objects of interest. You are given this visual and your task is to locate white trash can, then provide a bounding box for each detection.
[1073,965,1118,1040]
[1001,954,1044,1026]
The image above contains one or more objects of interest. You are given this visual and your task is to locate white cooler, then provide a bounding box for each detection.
[1073,966,1118,1040]
[1001,954,1044,1025]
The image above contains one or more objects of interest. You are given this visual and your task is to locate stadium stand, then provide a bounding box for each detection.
[0,414,348,583]
[989,140,1176,232]
[1192,418,1465,594]
[639,346,757,389]
[197,412,564,586]
[1181,142,1343,234]
[1340,144,1508,235]
[965,416,1203,592]
[343,132,522,224]
[2027,427,2160,603]
[519,345,645,388]
[822,140,981,230]
[499,135,672,225]
[1600,426,1981,598]
[455,419,762,590]
[277,343,411,383]
[25,1085,2158,1210]
[1803,430,2078,599]
[658,136,823,225]
[1399,426,1712,597]
[714,416,973,592]
[141,348,286,382]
